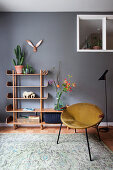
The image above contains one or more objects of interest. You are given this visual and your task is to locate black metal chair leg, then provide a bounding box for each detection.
[85,128,92,161]
[57,122,62,144]
[75,129,76,133]
[96,125,101,141]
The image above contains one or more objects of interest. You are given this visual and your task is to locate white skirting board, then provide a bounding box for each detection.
[0,122,113,127]
[99,122,113,126]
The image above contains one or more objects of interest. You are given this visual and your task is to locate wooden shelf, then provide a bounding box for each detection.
[6,106,62,113]
[7,84,48,88]
[7,118,40,125]
[42,108,63,113]
[7,93,48,100]
[7,119,62,125]
[7,97,48,100]
[6,70,48,75]
[7,82,13,87]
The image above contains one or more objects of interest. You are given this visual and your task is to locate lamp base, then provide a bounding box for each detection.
[99,127,109,132]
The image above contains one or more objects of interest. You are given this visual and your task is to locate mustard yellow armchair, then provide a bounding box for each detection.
[57,103,104,161]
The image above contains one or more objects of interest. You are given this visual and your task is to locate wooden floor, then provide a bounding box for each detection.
[0,126,113,152]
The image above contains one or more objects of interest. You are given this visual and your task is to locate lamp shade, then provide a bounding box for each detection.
[98,70,108,80]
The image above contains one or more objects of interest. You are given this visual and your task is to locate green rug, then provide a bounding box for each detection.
[0,133,113,170]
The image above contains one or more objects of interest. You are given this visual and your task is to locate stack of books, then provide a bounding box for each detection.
[29,115,40,123]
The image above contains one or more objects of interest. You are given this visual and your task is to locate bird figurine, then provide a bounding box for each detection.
[26,40,43,52]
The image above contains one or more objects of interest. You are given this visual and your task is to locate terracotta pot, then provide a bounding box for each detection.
[93,46,101,50]
[15,65,24,74]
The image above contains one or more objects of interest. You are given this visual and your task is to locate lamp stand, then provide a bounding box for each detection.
[99,78,109,132]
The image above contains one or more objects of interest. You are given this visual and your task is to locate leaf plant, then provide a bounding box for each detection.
[12,45,25,66]
[22,64,35,74]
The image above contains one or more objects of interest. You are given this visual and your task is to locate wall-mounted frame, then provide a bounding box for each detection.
[77,15,113,52]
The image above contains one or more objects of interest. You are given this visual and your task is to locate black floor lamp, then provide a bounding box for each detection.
[98,70,109,132]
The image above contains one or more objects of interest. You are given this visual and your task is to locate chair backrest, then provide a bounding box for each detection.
[66,103,104,125]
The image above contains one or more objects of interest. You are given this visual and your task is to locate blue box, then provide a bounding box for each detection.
[43,112,61,124]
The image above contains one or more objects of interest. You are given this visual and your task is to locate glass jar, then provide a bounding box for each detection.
[54,93,64,111]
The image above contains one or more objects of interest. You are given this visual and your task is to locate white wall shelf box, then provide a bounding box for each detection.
[77,15,113,52]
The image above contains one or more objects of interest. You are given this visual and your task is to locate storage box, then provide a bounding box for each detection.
[43,112,61,124]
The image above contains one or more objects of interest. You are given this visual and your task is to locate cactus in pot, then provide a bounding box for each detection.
[12,45,25,74]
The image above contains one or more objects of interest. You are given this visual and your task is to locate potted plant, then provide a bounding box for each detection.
[12,45,25,74]
[22,64,35,74]
[92,36,102,50]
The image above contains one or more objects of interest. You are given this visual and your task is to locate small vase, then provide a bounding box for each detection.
[54,95,64,111]
[25,68,29,74]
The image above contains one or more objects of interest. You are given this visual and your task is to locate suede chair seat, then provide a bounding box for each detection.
[61,103,103,129]
[57,103,104,161]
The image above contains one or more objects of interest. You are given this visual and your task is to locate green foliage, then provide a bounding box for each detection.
[27,64,29,69]
[29,66,35,74]
[92,36,102,48]
[22,67,26,74]
[12,59,16,66]
[12,45,25,66]
[86,40,92,49]
[22,64,35,74]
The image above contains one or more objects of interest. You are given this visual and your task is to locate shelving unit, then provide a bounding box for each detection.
[6,70,62,129]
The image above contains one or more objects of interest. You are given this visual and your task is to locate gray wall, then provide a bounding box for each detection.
[0,12,113,122]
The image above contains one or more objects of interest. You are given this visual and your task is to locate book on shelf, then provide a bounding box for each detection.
[29,115,40,120]
[23,108,35,111]
[20,116,29,118]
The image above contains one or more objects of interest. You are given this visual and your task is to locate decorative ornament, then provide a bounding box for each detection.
[26,40,43,52]
[23,91,36,98]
